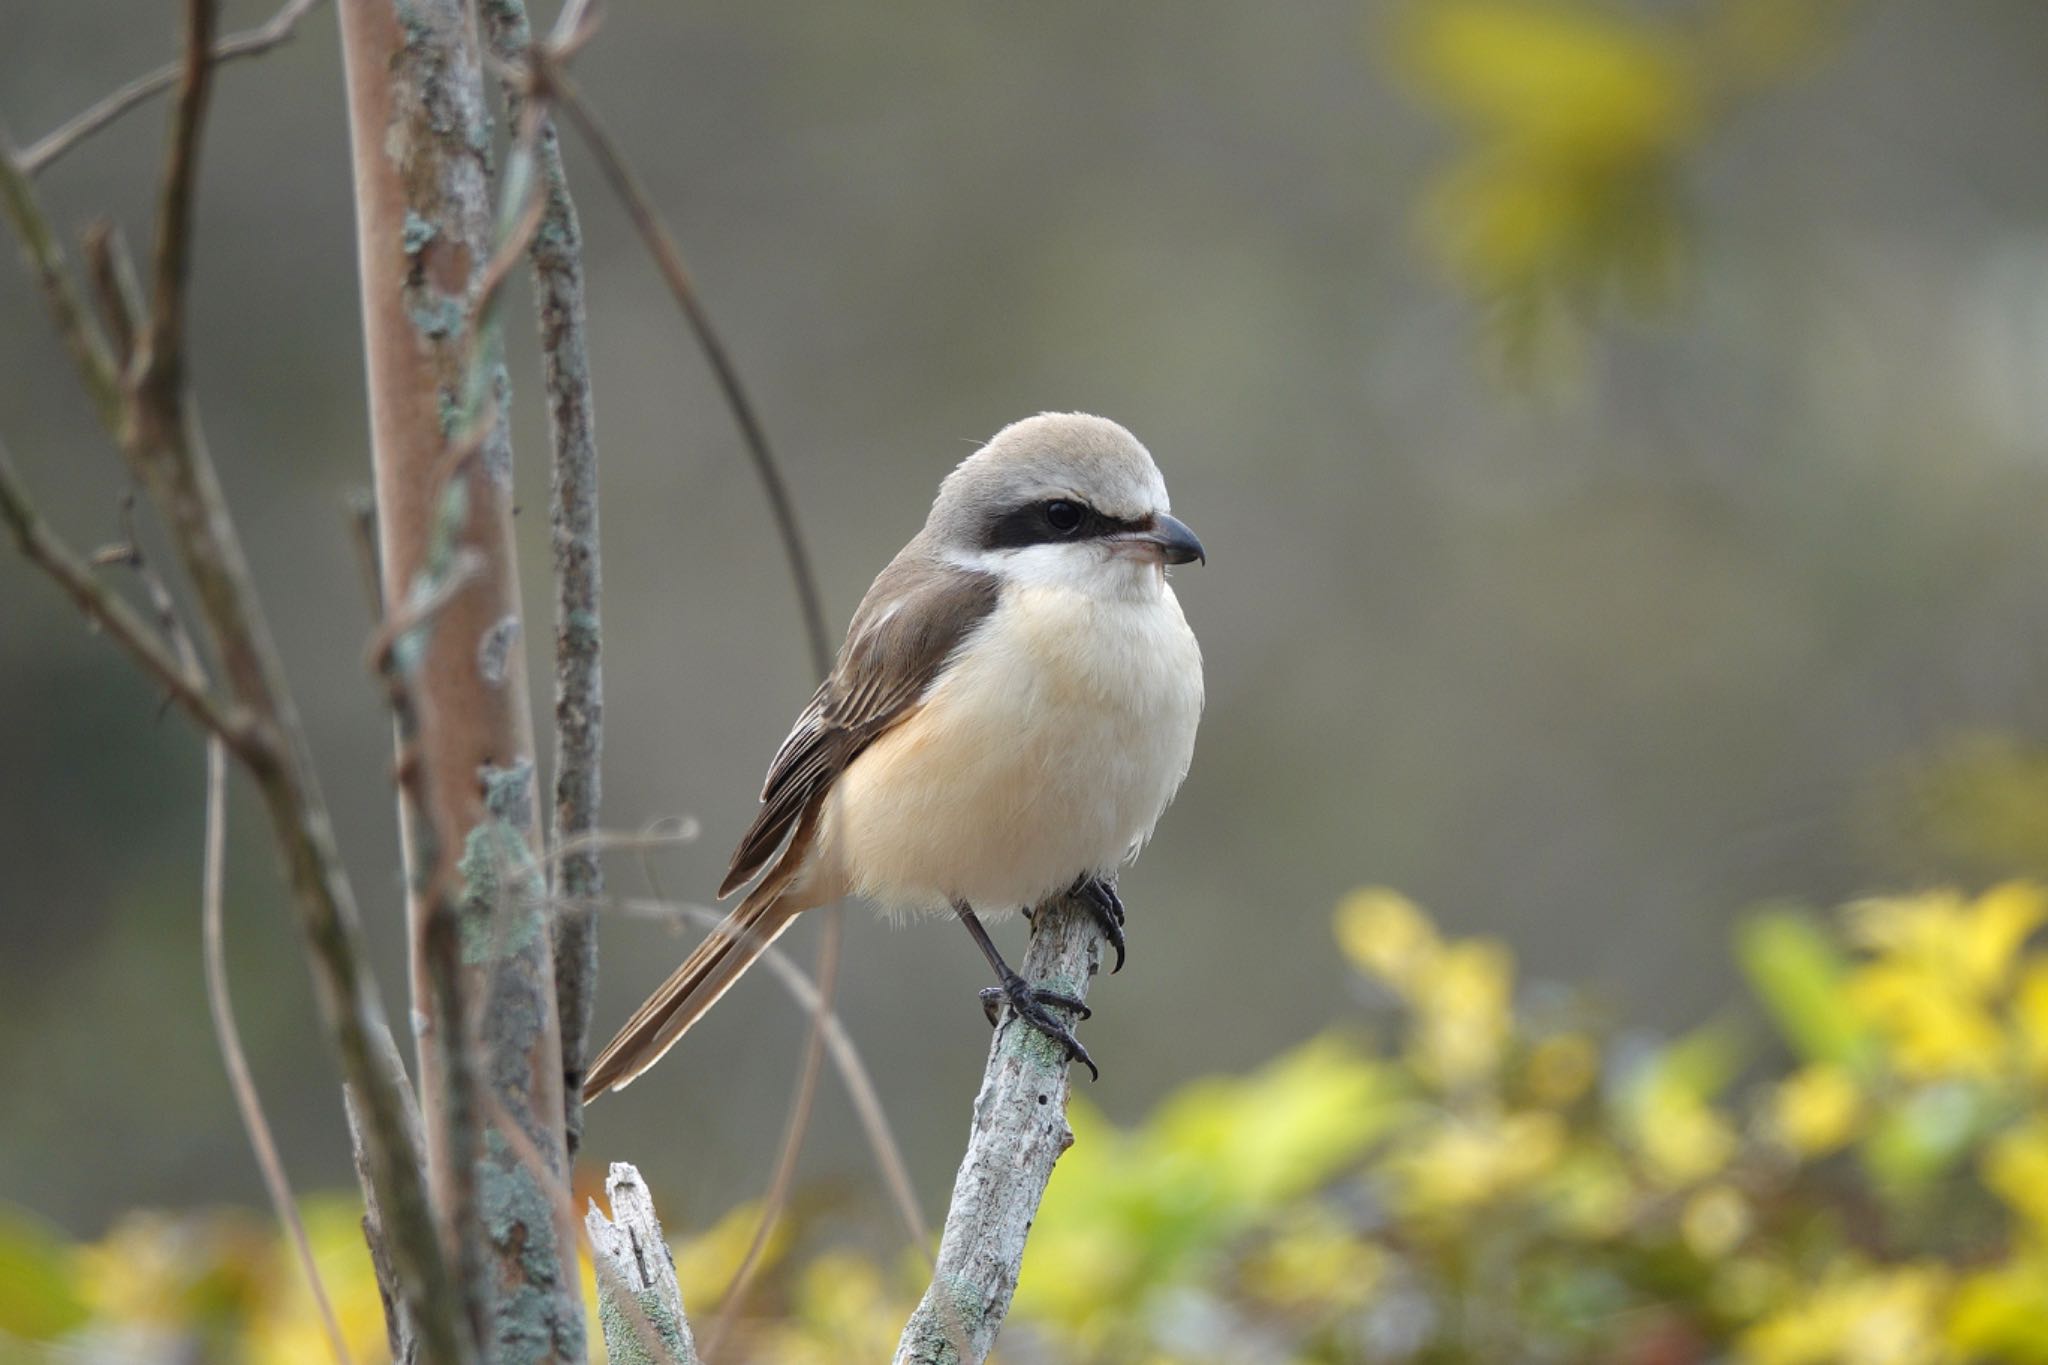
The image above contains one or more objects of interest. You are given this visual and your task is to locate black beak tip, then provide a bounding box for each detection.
[1157,514,1205,567]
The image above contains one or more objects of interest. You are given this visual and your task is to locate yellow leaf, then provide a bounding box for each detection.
[1771,1064,1864,1157]
[1681,1184,1752,1260]
[1334,886,1439,991]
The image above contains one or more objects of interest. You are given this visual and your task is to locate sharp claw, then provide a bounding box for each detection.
[984,975,1098,1079]
[1074,877,1129,973]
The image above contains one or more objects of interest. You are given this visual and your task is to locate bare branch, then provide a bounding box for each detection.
[135,0,220,407]
[0,437,258,754]
[81,221,144,367]
[478,0,609,1155]
[353,510,494,1347]
[894,894,1106,1365]
[344,1033,430,1365]
[0,7,475,1358]
[587,1164,700,1365]
[0,139,122,427]
[18,0,326,176]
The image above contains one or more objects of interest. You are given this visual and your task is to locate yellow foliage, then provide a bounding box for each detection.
[1393,1109,1565,1215]
[1681,1183,1752,1259]
[1240,1207,1387,1309]
[669,1197,792,1313]
[1390,0,1848,377]
[2018,961,2048,1081]
[1981,1119,2048,1230]
[1410,937,1515,1088]
[1400,1,1697,155]
[1525,1031,1598,1107]
[1334,885,1439,990]
[1947,1254,2048,1361]
[29,878,2048,1363]
[1844,884,2046,1081]
[1771,1064,1863,1156]
[1741,1264,1951,1365]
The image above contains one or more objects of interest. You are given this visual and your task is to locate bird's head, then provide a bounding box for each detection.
[927,412,1204,598]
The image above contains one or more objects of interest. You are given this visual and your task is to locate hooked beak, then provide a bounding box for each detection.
[1136,512,1205,566]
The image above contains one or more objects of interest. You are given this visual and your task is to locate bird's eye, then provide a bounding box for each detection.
[1045,500,1084,534]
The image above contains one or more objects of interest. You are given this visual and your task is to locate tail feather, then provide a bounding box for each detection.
[581,884,800,1100]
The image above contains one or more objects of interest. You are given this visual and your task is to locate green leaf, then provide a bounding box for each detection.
[0,1207,88,1342]
[1736,907,1875,1068]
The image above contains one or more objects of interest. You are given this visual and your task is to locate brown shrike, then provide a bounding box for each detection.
[583,412,1205,1096]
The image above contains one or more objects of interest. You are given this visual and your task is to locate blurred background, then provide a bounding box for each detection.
[8,1,2048,1359]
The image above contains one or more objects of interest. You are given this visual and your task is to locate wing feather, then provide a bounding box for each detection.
[717,557,999,898]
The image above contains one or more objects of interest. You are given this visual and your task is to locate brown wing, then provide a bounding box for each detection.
[716,556,999,897]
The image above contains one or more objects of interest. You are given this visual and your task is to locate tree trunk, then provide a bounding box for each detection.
[335,2,581,1360]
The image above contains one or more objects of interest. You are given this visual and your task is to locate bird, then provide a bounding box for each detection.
[582,412,1205,1098]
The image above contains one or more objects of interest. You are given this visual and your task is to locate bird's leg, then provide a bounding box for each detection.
[1070,874,1127,974]
[955,902,1098,1081]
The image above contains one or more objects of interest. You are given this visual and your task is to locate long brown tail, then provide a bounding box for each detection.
[581,882,802,1100]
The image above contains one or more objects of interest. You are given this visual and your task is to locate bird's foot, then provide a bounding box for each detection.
[1072,875,1127,973]
[979,973,1098,1081]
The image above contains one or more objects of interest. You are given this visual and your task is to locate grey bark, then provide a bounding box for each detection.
[586,1163,701,1365]
[894,893,1105,1364]
[477,0,607,1160]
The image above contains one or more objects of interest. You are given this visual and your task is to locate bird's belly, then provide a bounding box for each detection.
[822,582,1202,916]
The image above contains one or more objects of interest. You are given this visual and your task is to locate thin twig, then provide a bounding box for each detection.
[198,667,355,1365]
[0,437,258,754]
[81,221,144,366]
[350,506,495,1346]
[0,137,122,427]
[541,821,698,871]
[18,0,327,176]
[94,505,353,1365]
[544,66,830,670]
[701,912,841,1359]
[664,903,930,1255]
[136,0,220,404]
[479,0,609,1153]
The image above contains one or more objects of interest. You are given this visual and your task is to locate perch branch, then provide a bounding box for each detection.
[479,0,609,1156]
[894,892,1107,1365]
[586,1163,701,1365]
[18,0,327,175]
